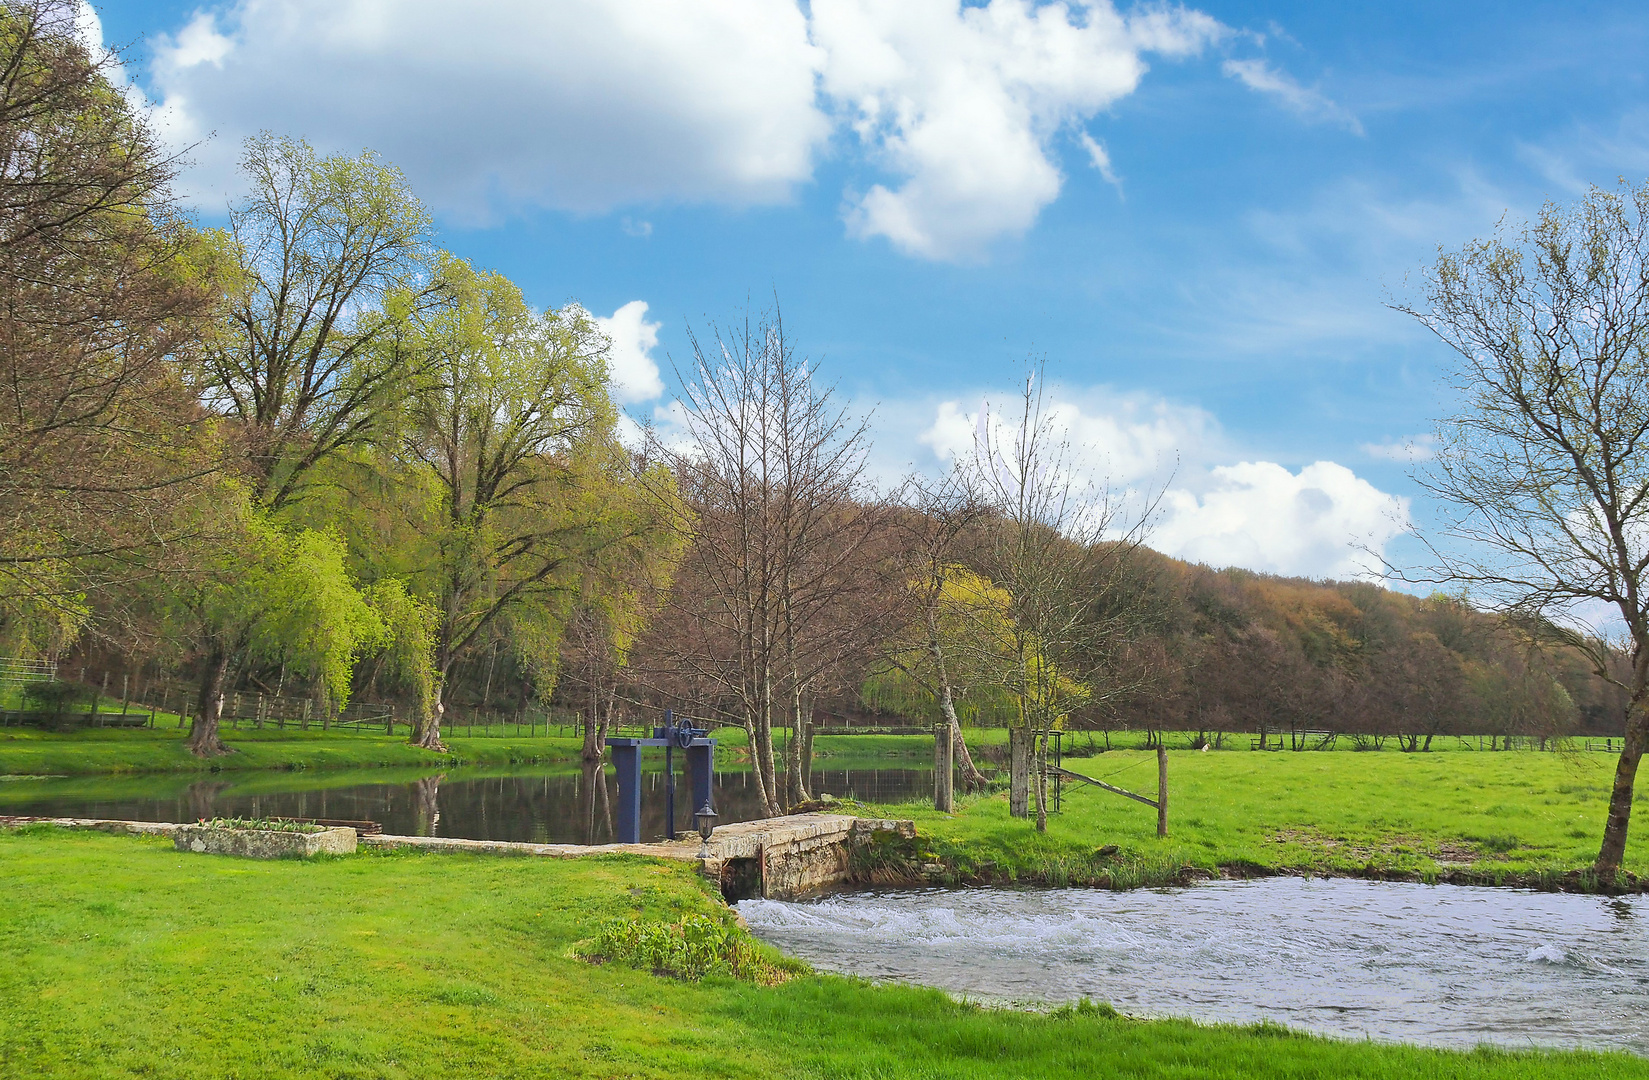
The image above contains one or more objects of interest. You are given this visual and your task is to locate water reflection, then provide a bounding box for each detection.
[0,765,931,844]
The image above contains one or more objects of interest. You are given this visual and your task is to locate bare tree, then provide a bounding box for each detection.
[1396,178,1649,878]
[966,363,1160,831]
[880,472,993,806]
[658,308,882,816]
[0,0,217,647]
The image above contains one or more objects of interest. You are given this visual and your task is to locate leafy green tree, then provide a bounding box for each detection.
[199,134,432,510]
[389,256,679,749]
[155,490,384,756]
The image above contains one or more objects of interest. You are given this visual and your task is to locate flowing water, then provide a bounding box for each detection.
[739,878,1649,1054]
[0,765,929,843]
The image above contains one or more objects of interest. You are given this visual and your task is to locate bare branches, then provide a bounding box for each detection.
[1395,177,1649,876]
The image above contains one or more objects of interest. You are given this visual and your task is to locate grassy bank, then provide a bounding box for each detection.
[1,827,1640,1079]
[0,726,587,776]
[859,747,1649,890]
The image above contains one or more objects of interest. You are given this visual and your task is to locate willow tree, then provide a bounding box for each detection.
[1398,178,1649,878]
[200,134,432,510]
[393,256,678,750]
[152,492,384,756]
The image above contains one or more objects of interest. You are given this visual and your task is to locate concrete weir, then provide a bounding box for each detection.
[3,812,916,901]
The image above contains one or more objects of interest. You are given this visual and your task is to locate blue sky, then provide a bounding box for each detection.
[86,0,1649,581]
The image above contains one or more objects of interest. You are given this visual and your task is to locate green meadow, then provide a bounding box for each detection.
[1,826,1641,1080]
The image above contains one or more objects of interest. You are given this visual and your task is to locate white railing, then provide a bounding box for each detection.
[0,658,56,685]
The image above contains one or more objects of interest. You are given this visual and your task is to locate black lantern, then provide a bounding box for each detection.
[695,803,718,858]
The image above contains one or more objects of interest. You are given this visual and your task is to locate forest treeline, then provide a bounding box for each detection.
[0,2,1619,828]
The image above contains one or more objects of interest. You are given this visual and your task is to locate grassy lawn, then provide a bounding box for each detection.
[1,827,1641,1080]
[865,747,1648,888]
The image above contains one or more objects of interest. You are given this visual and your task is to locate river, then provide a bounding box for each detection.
[0,764,930,843]
[739,877,1649,1054]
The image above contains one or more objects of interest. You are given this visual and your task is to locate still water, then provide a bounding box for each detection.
[0,765,929,844]
[740,878,1649,1054]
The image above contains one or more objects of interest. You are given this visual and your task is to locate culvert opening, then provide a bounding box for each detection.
[721,856,762,902]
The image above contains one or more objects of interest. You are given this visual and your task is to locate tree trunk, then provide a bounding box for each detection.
[1009,725,1030,818]
[1595,701,1649,878]
[801,712,815,785]
[411,697,446,751]
[580,710,602,761]
[742,710,774,818]
[185,645,232,757]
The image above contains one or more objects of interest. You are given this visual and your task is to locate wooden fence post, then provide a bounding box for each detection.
[1156,744,1168,838]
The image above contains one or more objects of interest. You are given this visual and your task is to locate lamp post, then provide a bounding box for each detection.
[695,803,718,859]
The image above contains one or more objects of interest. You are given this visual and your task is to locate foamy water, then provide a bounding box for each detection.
[739,878,1649,1053]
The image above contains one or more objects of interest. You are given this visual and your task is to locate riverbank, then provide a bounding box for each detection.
[1,826,1640,1079]
[858,748,1649,890]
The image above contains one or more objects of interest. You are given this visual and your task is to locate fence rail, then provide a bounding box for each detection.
[0,658,56,685]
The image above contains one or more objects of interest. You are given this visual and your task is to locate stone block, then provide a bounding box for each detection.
[174,824,356,859]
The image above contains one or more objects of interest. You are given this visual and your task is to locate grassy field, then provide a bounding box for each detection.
[860,746,1648,888]
[1,826,1641,1080]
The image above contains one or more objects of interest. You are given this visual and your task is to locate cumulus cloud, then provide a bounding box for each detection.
[918,389,1408,580]
[1152,461,1408,579]
[816,0,1222,258]
[147,0,828,217]
[1222,57,1362,135]
[123,0,1241,255]
[593,301,665,404]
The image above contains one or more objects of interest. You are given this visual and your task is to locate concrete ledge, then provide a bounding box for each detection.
[0,815,181,838]
[4,812,915,900]
[175,823,356,858]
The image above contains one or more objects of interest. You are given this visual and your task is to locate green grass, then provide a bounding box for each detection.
[0,725,586,775]
[0,827,1640,1079]
[862,747,1649,888]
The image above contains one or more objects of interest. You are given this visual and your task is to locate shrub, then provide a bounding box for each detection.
[588,913,805,985]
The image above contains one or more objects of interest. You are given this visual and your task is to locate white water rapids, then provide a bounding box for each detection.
[739,878,1649,1053]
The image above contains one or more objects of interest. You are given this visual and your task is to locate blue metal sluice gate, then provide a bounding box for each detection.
[604,711,716,844]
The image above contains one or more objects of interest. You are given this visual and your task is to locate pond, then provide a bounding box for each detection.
[0,764,931,844]
[739,877,1649,1054]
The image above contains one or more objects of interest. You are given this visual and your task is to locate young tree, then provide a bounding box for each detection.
[659,309,882,816]
[199,134,432,509]
[1397,178,1649,878]
[881,476,999,804]
[967,364,1159,831]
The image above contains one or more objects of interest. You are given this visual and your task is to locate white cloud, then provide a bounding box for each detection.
[129,0,1232,256]
[1360,435,1434,462]
[593,301,665,404]
[1222,58,1363,135]
[1078,131,1122,189]
[1152,460,1408,579]
[816,0,1223,259]
[918,389,1408,580]
[147,0,829,218]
